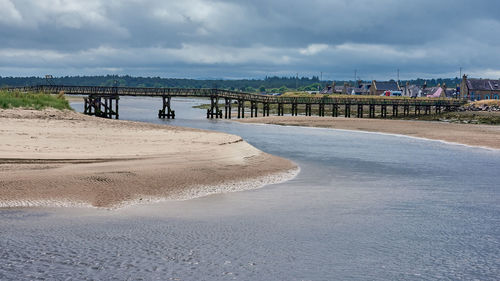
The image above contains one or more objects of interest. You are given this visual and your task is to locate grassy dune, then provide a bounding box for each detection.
[0,90,72,110]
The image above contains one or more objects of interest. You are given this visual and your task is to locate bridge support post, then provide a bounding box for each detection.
[291,103,297,116]
[357,104,363,118]
[159,95,175,119]
[425,105,431,115]
[345,104,351,118]
[237,99,244,118]
[207,96,222,119]
[381,104,387,118]
[435,105,441,114]
[216,97,221,118]
[392,105,398,117]
[250,101,257,117]
[319,104,325,116]
[305,104,312,116]
[263,103,270,117]
[241,100,245,118]
[84,94,119,119]
[332,104,338,117]
[403,105,410,116]
[115,97,119,119]
[278,103,284,116]
[84,98,89,115]
[369,104,375,118]
[224,98,232,119]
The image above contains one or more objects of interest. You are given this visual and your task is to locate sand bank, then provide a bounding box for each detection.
[236,116,500,150]
[0,109,297,208]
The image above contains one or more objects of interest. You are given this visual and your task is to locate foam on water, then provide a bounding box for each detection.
[116,167,300,209]
[0,199,92,209]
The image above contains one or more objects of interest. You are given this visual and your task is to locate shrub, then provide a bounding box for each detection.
[0,90,72,110]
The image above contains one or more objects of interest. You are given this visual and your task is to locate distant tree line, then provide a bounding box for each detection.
[0,75,462,93]
[399,78,462,87]
[0,75,320,91]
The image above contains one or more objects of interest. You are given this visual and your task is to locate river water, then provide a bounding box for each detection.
[1,97,499,280]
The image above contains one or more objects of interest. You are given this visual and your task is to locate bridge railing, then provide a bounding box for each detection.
[5,85,467,107]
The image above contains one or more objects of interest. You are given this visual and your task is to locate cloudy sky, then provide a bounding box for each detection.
[1,0,499,80]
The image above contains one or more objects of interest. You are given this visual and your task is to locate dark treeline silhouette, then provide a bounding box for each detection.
[399,78,462,87]
[0,75,319,91]
[0,75,462,91]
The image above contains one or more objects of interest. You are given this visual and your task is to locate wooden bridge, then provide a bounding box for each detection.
[9,85,466,120]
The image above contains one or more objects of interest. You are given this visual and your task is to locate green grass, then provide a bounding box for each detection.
[0,90,72,110]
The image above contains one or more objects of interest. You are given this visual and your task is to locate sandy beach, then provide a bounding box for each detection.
[0,109,297,208]
[237,116,500,150]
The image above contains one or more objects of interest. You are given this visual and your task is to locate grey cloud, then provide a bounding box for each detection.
[0,0,499,79]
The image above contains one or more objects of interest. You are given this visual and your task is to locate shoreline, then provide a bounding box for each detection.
[236,116,500,150]
[0,109,298,209]
[0,167,300,209]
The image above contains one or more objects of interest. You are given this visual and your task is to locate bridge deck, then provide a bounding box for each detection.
[7,85,466,106]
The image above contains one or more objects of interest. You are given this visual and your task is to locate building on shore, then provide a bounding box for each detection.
[460,75,500,100]
[423,84,447,98]
[369,80,400,95]
[320,82,346,94]
[402,82,456,98]
[401,82,422,97]
[346,81,371,95]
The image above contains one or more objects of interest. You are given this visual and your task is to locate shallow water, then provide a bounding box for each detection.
[1,97,499,280]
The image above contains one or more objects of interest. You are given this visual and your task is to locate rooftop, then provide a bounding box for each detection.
[466,78,500,91]
[374,81,399,91]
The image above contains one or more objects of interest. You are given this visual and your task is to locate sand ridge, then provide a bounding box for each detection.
[0,109,297,208]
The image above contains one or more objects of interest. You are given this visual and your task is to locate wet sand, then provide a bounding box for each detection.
[0,109,297,208]
[237,116,500,150]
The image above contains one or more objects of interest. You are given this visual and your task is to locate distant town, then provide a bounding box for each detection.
[319,75,499,101]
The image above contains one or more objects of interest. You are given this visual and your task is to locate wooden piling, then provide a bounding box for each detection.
[84,94,119,119]
[381,104,387,118]
[278,103,284,116]
[305,104,312,116]
[345,104,351,118]
[357,104,363,118]
[224,98,232,119]
[425,105,431,115]
[332,104,338,117]
[403,104,409,116]
[159,95,175,119]
[369,104,375,118]
[392,105,398,117]
[319,104,325,117]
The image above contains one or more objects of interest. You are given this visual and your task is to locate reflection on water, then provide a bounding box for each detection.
[1,97,499,280]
